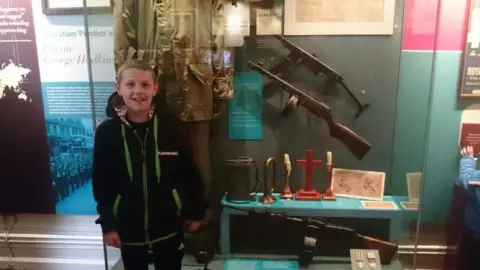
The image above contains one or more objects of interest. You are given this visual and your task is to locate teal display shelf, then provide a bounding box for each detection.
[220,193,415,256]
[221,257,404,270]
[170,256,405,270]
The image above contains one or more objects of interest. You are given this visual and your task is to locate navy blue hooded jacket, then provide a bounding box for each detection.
[459,157,480,240]
[93,95,206,246]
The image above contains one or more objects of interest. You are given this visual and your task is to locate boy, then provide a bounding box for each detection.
[92,60,206,270]
[458,146,480,270]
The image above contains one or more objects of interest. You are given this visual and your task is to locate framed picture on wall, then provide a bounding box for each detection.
[283,0,396,35]
[331,168,386,201]
[459,0,480,98]
[42,0,113,15]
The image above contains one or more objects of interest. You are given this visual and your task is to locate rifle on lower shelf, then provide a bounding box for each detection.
[222,205,398,267]
[248,61,372,160]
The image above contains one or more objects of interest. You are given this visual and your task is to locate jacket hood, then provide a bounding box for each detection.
[106,92,156,126]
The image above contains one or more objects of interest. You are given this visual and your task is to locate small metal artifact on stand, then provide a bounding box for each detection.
[295,150,322,200]
[323,151,336,201]
[280,153,293,200]
[350,249,382,270]
[259,157,277,204]
[225,157,259,202]
[355,250,364,269]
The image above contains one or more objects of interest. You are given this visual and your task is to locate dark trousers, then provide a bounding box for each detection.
[121,234,184,270]
[456,227,480,270]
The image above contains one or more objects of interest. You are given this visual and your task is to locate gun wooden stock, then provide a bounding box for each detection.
[248,61,372,160]
[330,124,371,160]
[360,235,398,265]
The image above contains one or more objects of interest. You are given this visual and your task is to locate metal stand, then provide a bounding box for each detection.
[81,0,98,134]
[338,81,370,119]
[102,237,109,270]
[95,218,109,270]
[197,251,211,270]
[1,214,17,270]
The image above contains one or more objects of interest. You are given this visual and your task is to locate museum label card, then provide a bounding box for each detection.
[223,0,250,37]
[212,0,250,47]
[400,201,419,211]
[256,1,283,35]
[361,201,398,210]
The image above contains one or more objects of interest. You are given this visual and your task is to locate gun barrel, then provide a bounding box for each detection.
[271,35,342,79]
[248,61,371,160]
[222,205,305,223]
[247,61,330,111]
[272,35,311,57]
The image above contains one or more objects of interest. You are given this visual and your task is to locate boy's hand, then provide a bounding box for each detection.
[104,232,122,248]
[461,146,475,158]
[184,220,201,232]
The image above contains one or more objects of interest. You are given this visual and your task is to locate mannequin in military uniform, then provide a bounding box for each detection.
[112,0,234,259]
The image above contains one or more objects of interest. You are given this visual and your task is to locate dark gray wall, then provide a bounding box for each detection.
[212,0,406,195]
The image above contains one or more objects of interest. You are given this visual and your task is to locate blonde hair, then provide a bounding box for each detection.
[116,60,156,83]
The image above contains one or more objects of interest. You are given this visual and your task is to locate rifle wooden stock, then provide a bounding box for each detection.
[319,221,397,264]
[360,235,398,265]
[248,61,372,160]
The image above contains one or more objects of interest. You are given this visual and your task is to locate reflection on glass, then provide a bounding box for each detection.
[0,0,461,269]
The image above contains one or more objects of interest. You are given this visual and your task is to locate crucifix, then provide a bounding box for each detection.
[295,149,322,200]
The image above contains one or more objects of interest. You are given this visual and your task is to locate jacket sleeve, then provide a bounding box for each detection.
[177,123,208,221]
[459,157,480,203]
[113,0,137,72]
[92,123,117,234]
[211,0,235,100]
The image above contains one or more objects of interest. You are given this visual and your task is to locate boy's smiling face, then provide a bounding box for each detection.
[116,68,157,114]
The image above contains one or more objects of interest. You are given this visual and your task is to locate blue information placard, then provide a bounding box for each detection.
[224,259,299,270]
[228,72,263,140]
[41,81,115,119]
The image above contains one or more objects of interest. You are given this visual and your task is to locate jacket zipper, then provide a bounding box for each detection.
[134,129,150,243]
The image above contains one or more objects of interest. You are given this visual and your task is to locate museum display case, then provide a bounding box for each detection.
[1,0,477,269]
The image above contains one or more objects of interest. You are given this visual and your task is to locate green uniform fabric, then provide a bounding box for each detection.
[112,0,235,122]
